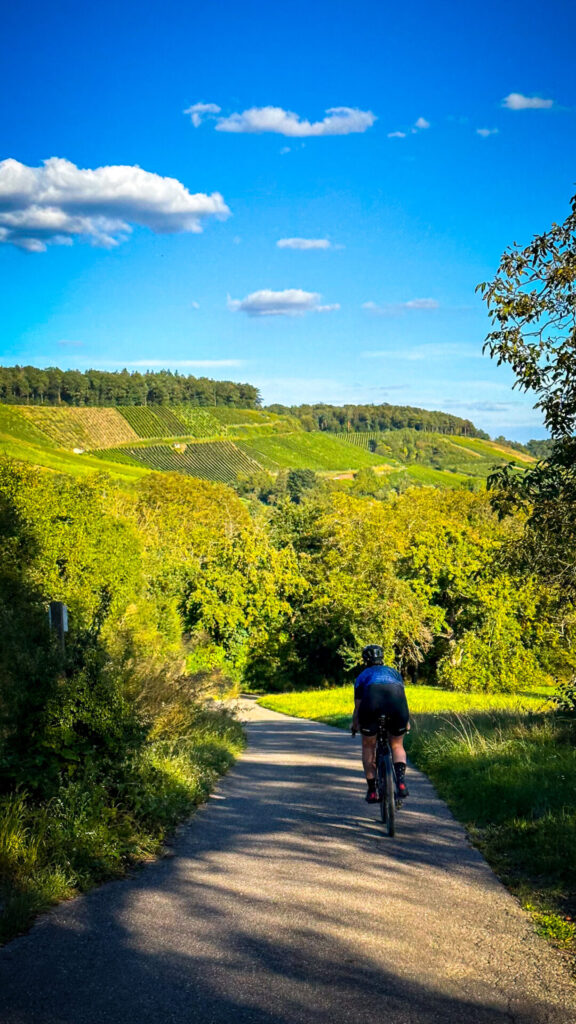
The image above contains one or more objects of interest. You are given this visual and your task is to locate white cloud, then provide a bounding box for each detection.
[193,105,376,137]
[362,298,439,315]
[502,93,554,110]
[444,400,518,412]
[476,128,499,137]
[276,237,334,251]
[405,297,439,309]
[388,116,429,139]
[183,102,221,127]
[0,157,230,252]
[228,288,339,317]
[190,301,200,310]
[280,146,291,155]
[362,343,482,361]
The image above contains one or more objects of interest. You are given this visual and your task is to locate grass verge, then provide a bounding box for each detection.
[0,706,244,944]
[258,686,575,965]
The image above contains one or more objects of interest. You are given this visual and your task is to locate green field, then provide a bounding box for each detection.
[0,405,58,447]
[238,432,385,471]
[448,436,533,464]
[0,434,149,479]
[258,684,551,727]
[402,465,470,488]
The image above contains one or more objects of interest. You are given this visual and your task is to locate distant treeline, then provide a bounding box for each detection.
[267,402,488,438]
[525,439,553,460]
[0,365,260,409]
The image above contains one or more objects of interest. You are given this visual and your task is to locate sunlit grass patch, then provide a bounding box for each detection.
[525,904,576,948]
[258,684,550,728]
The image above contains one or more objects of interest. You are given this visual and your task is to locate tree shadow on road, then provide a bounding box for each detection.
[0,714,572,1024]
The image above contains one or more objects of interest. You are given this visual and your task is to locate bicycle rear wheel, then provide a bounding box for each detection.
[383,755,395,837]
[377,756,387,824]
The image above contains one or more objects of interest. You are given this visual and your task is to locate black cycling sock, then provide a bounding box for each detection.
[367,778,376,792]
[394,763,407,782]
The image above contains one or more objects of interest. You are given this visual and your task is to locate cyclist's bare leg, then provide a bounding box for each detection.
[361,734,377,780]
[390,734,407,765]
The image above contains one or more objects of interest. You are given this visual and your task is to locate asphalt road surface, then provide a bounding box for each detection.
[1,700,575,1024]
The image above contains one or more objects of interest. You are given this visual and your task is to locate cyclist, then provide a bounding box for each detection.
[351,644,410,803]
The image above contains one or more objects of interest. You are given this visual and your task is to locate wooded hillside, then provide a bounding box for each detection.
[268,401,488,437]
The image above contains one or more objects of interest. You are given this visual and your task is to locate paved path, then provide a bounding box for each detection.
[1,700,575,1024]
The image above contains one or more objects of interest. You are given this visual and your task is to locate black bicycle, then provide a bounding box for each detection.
[375,715,402,836]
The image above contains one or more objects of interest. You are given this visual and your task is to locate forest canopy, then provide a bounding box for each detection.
[267,401,488,437]
[0,365,261,409]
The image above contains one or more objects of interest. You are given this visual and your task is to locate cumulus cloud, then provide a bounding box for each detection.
[276,238,334,251]
[228,289,339,317]
[187,103,376,137]
[388,116,429,139]
[476,128,499,137]
[183,102,221,126]
[362,298,439,315]
[0,157,230,252]
[502,93,554,110]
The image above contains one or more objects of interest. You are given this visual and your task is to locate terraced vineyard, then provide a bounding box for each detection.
[1,404,536,489]
[237,432,384,471]
[171,407,226,437]
[19,407,138,450]
[208,408,273,426]
[335,431,384,448]
[99,441,262,482]
[119,406,188,438]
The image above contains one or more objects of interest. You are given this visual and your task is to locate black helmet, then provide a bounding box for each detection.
[362,644,384,666]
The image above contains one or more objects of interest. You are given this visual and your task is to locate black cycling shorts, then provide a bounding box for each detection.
[358,682,410,737]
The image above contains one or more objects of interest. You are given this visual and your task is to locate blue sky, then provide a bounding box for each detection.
[1,0,574,439]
